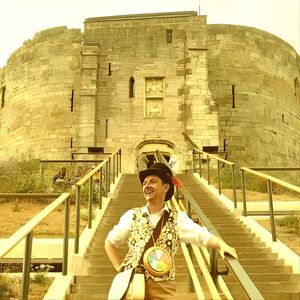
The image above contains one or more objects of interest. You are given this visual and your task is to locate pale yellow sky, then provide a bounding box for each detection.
[0,0,299,67]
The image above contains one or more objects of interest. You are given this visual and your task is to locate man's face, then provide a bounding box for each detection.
[142,175,169,203]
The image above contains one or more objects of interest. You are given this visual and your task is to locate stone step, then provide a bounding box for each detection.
[70,280,199,295]
[220,240,265,247]
[66,174,299,300]
[233,251,277,259]
[224,273,300,283]
[216,227,251,233]
[227,281,300,294]
[87,240,265,253]
[66,294,105,300]
[242,265,292,273]
[86,264,201,276]
[239,258,285,266]
[74,274,206,285]
[216,231,256,238]
[66,292,203,300]
[262,292,300,300]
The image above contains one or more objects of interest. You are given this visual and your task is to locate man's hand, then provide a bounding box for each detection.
[116,252,133,272]
[207,235,238,260]
[219,241,238,259]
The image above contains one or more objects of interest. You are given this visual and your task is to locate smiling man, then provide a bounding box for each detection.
[105,163,237,300]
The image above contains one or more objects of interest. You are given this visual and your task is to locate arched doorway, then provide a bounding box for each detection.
[136,140,176,170]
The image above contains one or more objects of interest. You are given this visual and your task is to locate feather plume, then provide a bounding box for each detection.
[171,176,183,188]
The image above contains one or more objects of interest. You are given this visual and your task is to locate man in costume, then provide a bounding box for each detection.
[105,163,238,299]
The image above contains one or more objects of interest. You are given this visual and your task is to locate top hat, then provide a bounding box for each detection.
[139,163,174,201]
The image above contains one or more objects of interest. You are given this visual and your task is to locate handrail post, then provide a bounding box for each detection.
[99,167,103,209]
[88,177,93,229]
[112,154,115,184]
[75,185,81,253]
[210,248,218,286]
[217,160,221,195]
[188,244,195,293]
[192,149,195,172]
[185,199,193,292]
[116,151,119,177]
[186,198,191,218]
[267,179,277,241]
[198,152,202,177]
[232,164,237,208]
[119,149,122,173]
[62,196,70,275]
[105,163,108,198]
[241,169,247,216]
[40,162,44,185]
[108,158,111,193]
[21,231,33,300]
[207,155,210,185]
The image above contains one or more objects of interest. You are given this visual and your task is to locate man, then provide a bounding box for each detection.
[105,163,238,299]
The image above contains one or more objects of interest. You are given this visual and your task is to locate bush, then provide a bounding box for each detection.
[275,215,300,233]
[30,264,54,285]
[0,158,49,193]
[0,274,19,299]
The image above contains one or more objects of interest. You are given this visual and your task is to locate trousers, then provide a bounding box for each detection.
[145,278,176,300]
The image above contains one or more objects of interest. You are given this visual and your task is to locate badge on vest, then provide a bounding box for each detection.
[143,246,171,276]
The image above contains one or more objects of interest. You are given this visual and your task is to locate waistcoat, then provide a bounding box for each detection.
[126,208,179,281]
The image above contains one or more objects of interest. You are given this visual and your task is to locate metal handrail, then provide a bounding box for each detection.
[181,187,263,300]
[0,148,122,300]
[169,199,223,299]
[0,192,71,300]
[240,167,300,241]
[74,148,121,253]
[176,198,233,299]
[0,193,61,198]
[192,148,237,208]
[156,150,264,300]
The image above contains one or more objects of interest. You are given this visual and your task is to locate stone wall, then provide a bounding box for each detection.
[206,25,300,166]
[82,12,213,172]
[0,26,82,160]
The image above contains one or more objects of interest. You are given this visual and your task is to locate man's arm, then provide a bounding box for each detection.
[206,235,238,259]
[104,241,123,272]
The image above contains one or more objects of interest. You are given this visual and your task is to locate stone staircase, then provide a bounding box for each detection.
[179,174,300,300]
[66,173,300,300]
[65,175,202,299]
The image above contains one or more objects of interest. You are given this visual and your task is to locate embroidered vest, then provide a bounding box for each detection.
[126,208,179,281]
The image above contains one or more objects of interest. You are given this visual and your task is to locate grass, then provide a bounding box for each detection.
[0,158,48,193]
[199,163,300,196]
[0,274,19,299]
[0,272,53,300]
[275,215,300,233]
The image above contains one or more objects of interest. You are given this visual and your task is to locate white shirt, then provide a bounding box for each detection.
[106,205,212,248]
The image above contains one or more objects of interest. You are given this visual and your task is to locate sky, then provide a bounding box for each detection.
[0,0,299,67]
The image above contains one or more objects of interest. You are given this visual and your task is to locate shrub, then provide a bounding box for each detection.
[30,264,54,285]
[275,215,300,232]
[0,274,19,299]
[0,158,49,193]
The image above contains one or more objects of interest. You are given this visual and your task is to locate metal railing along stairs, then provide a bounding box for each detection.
[156,150,264,300]
[0,149,121,300]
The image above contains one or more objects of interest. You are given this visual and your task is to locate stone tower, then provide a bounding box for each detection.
[0,12,299,172]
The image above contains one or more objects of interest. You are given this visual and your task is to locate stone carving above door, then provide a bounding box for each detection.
[145,77,164,118]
